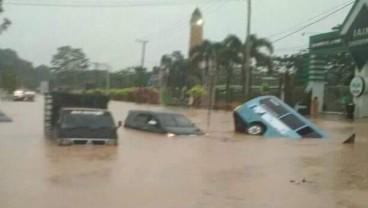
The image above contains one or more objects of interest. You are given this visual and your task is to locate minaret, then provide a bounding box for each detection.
[189,8,203,52]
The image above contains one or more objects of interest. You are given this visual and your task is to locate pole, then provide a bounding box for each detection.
[106,64,110,91]
[136,39,149,67]
[244,0,252,99]
[159,66,165,105]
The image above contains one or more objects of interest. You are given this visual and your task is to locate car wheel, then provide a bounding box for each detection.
[246,123,265,135]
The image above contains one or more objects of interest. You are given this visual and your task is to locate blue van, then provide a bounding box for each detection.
[234,96,328,139]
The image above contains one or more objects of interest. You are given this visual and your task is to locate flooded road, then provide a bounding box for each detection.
[1,95,368,208]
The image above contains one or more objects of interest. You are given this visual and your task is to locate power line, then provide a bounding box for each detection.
[3,0,237,8]
[143,0,219,41]
[151,0,227,49]
[271,1,354,43]
[268,0,355,39]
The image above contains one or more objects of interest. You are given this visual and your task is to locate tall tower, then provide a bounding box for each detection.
[189,8,203,52]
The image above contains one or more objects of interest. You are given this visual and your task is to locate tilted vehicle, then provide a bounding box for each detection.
[24,91,36,101]
[0,110,12,122]
[12,90,36,101]
[44,92,121,145]
[234,95,328,139]
[13,90,25,101]
[124,110,204,136]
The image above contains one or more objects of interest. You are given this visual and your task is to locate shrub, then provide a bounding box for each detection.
[85,89,106,96]
[186,85,206,107]
[133,87,159,104]
[109,88,136,101]
[186,85,205,97]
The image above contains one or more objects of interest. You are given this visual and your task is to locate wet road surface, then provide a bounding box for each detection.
[1,96,368,208]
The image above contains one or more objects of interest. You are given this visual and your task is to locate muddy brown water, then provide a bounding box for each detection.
[1,96,367,208]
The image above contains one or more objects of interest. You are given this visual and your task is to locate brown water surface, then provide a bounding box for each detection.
[0,96,367,208]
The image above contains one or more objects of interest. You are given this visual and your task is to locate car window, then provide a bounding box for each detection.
[279,114,305,130]
[160,114,193,127]
[61,110,115,128]
[259,98,289,117]
[297,126,322,138]
[134,113,155,126]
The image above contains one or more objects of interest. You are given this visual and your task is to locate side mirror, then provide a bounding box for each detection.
[117,121,122,128]
[148,120,158,126]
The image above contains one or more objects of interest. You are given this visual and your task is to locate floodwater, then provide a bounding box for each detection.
[0,95,367,208]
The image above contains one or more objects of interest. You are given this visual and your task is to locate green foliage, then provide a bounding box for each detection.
[109,67,150,89]
[85,87,158,104]
[0,0,11,35]
[133,88,159,104]
[186,85,205,97]
[109,88,136,102]
[85,88,106,96]
[260,83,270,94]
[0,49,51,90]
[133,66,149,87]
[161,51,192,92]
[51,46,89,71]
[0,70,17,92]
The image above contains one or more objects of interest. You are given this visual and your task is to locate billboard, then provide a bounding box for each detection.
[341,1,368,70]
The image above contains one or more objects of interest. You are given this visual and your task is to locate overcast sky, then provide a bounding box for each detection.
[0,0,354,71]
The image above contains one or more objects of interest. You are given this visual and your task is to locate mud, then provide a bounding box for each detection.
[0,96,367,208]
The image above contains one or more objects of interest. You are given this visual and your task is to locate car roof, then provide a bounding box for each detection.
[61,107,108,112]
[129,110,183,116]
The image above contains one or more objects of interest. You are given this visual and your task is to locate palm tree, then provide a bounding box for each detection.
[190,40,224,107]
[248,34,274,70]
[245,34,274,98]
[160,51,191,102]
[189,40,214,86]
[222,35,243,108]
[221,34,274,100]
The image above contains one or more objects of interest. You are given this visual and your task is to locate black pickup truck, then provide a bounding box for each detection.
[44,92,121,145]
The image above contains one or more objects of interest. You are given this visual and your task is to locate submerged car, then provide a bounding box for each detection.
[0,110,12,122]
[234,95,328,139]
[24,91,36,101]
[53,108,121,145]
[12,90,35,101]
[13,90,25,101]
[124,110,204,136]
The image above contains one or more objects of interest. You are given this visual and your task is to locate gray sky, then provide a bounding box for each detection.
[0,0,354,71]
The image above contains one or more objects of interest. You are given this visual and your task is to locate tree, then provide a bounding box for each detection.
[51,46,89,91]
[222,35,243,108]
[161,51,191,98]
[223,35,273,98]
[325,52,354,86]
[244,34,274,99]
[0,0,11,35]
[51,46,89,71]
[0,48,42,90]
[0,70,17,92]
[190,40,226,111]
[133,66,149,87]
[190,40,215,86]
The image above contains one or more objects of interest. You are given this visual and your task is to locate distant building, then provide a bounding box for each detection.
[189,8,204,53]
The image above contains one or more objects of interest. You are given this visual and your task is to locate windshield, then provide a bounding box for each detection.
[61,110,115,129]
[159,114,193,127]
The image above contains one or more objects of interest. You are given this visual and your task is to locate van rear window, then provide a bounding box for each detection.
[259,98,289,117]
[280,114,305,130]
[297,127,322,138]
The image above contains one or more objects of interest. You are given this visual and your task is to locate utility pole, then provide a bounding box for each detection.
[136,39,148,67]
[244,0,252,99]
[105,64,110,91]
